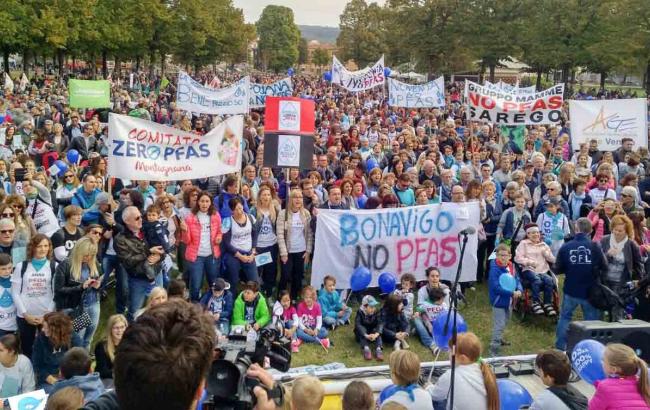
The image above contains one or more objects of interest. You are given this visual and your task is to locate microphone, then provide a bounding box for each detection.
[459,227,476,235]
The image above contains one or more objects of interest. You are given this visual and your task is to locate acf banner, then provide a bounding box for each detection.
[569,99,648,151]
[68,79,111,108]
[107,114,243,181]
[249,77,293,108]
[465,80,564,125]
[388,76,445,108]
[338,56,385,92]
[176,71,249,115]
[311,203,480,288]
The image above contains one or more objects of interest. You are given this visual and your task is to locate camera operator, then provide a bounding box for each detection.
[82,299,215,410]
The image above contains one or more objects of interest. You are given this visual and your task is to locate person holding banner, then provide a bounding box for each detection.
[180,191,223,302]
[277,189,313,301]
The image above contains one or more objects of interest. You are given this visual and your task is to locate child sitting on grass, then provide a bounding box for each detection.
[231,281,270,337]
[272,290,300,352]
[318,275,352,329]
[393,273,416,321]
[531,349,588,410]
[355,295,384,361]
[381,293,410,351]
[296,286,330,350]
[199,279,233,337]
[415,287,447,354]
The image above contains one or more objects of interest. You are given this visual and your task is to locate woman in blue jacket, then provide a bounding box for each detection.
[488,244,522,357]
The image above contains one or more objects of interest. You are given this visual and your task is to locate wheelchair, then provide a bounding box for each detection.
[512,265,560,321]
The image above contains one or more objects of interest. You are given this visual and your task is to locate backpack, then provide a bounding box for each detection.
[20,260,56,293]
[548,385,588,410]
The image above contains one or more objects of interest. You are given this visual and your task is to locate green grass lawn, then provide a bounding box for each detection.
[92,281,560,368]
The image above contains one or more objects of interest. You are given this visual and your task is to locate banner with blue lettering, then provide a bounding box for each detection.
[337,55,385,92]
[250,77,293,108]
[311,203,479,287]
[388,76,445,108]
[107,113,243,181]
[176,71,249,115]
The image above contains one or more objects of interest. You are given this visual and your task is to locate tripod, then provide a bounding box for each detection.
[443,230,470,410]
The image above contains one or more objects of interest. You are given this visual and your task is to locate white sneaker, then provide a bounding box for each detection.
[394,341,401,351]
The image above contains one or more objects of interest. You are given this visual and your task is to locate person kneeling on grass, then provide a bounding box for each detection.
[272,290,300,352]
[355,295,384,361]
[488,244,522,357]
[231,281,270,337]
[296,286,330,350]
[318,275,352,329]
[530,349,588,410]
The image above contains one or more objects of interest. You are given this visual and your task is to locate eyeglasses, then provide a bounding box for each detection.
[91,231,103,235]
[621,193,632,197]
[0,230,14,234]
[134,216,142,221]
[1,213,14,218]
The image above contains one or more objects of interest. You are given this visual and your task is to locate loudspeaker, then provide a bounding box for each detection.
[567,320,650,362]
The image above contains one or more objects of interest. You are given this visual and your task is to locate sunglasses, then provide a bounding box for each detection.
[134,216,142,221]
[1,213,14,218]
[0,230,14,234]
[91,230,103,235]
[64,174,74,178]
[12,205,24,210]
[621,193,632,197]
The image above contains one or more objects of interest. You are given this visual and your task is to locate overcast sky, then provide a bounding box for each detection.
[233,0,385,26]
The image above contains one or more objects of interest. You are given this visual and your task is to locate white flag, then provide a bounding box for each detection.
[3,73,14,92]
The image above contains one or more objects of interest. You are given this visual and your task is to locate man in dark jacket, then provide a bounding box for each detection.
[69,123,97,161]
[114,206,163,322]
[554,217,607,350]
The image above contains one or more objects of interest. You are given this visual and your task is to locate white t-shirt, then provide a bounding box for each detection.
[288,212,306,253]
[0,279,17,331]
[197,212,212,257]
[230,216,253,252]
[256,213,277,248]
[27,199,59,238]
[11,262,55,318]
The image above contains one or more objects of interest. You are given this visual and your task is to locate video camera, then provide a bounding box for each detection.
[203,327,292,410]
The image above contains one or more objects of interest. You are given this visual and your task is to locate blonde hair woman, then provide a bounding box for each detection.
[252,184,281,297]
[134,287,168,320]
[94,314,127,383]
[53,238,102,350]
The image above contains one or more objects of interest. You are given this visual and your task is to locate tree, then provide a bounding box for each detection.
[312,48,329,70]
[256,5,300,72]
[298,37,309,65]
[0,0,31,74]
[336,0,386,68]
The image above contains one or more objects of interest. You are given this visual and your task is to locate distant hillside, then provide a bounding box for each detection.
[298,25,340,44]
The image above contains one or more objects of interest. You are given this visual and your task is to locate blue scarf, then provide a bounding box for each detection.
[32,258,47,271]
[390,383,418,402]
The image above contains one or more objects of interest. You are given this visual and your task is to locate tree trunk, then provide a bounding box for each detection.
[115,55,121,78]
[3,51,9,74]
[600,71,607,89]
[536,67,542,91]
[160,51,165,76]
[57,49,64,81]
[488,64,496,83]
[149,49,155,79]
[72,55,77,75]
[136,56,141,72]
[102,50,108,79]
[23,51,29,77]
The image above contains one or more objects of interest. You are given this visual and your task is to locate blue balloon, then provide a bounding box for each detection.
[350,266,372,292]
[54,160,68,177]
[378,272,397,293]
[384,67,392,78]
[498,273,516,293]
[378,384,398,404]
[497,379,532,410]
[571,339,606,385]
[366,158,378,173]
[66,149,80,164]
[431,310,468,350]
[287,67,295,76]
[323,71,332,82]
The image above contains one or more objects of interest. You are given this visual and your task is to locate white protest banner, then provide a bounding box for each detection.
[569,99,648,151]
[249,77,293,108]
[7,389,46,410]
[107,113,243,181]
[176,71,249,115]
[311,202,479,287]
[465,80,564,125]
[331,55,370,85]
[484,80,536,95]
[338,56,385,92]
[388,76,445,108]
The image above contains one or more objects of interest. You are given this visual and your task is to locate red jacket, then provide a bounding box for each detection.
[180,212,222,262]
[589,376,650,410]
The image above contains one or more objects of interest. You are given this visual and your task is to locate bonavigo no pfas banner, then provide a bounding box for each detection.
[569,98,648,151]
[465,80,564,125]
[311,202,480,288]
[176,71,249,114]
[107,114,243,181]
[388,76,445,108]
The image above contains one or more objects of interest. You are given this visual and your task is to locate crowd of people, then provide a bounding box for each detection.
[0,68,650,409]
